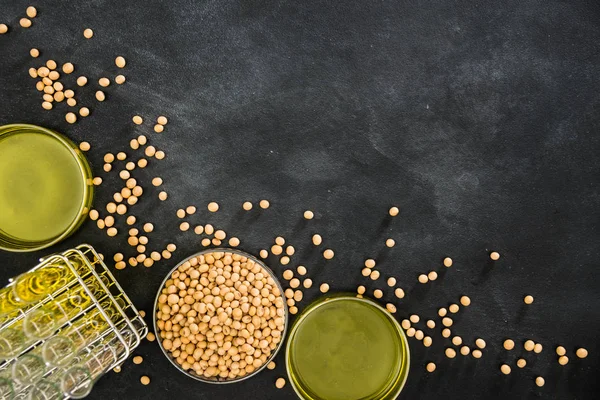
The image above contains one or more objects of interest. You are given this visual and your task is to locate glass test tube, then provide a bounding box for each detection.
[22,287,91,341]
[0,376,15,399]
[21,271,111,342]
[12,262,74,305]
[60,326,135,399]
[42,297,124,368]
[27,379,62,400]
[1,254,98,323]
[0,280,113,360]
[11,354,46,386]
[60,345,118,399]
[0,291,101,361]
[0,326,27,360]
[0,287,26,319]
[65,254,89,276]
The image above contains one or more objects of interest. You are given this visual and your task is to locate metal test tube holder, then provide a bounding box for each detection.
[0,244,148,399]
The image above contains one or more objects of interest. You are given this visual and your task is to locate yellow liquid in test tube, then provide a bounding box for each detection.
[0,287,23,317]
[12,263,74,304]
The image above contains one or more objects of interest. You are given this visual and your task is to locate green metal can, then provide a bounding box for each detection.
[286,294,410,400]
[0,124,94,252]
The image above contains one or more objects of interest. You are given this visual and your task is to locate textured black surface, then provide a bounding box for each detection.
[1,0,599,399]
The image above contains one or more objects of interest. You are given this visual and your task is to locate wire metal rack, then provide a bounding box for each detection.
[0,244,147,399]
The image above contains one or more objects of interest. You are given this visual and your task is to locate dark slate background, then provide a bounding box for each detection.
[1,0,599,399]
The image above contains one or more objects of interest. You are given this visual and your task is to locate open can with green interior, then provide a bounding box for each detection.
[0,124,94,252]
[286,294,410,400]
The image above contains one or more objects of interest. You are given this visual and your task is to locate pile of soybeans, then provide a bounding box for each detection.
[155,250,286,381]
